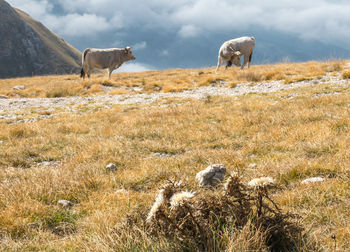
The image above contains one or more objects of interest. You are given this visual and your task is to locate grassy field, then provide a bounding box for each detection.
[0,60,346,98]
[0,61,350,251]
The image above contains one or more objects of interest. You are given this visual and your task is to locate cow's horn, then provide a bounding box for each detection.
[126,46,131,51]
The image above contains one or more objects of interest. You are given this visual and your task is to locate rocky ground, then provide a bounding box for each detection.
[0,71,349,123]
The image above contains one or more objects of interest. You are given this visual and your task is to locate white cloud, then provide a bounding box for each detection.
[7,0,350,46]
[160,50,169,57]
[110,41,124,47]
[132,41,147,51]
[43,13,112,37]
[178,25,201,38]
[115,62,152,73]
[7,0,53,17]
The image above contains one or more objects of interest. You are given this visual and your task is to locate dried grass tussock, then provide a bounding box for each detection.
[142,176,310,251]
[0,59,350,251]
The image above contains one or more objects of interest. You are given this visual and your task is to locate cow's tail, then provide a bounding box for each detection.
[80,48,90,78]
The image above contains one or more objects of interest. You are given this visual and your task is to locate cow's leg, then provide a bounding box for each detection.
[241,55,249,70]
[108,67,115,79]
[248,52,253,68]
[216,57,222,73]
[225,60,232,69]
[81,65,87,79]
[80,68,85,79]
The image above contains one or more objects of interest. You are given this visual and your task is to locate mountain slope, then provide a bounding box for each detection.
[0,0,81,78]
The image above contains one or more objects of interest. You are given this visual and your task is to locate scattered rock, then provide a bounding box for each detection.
[195,164,226,187]
[115,189,128,194]
[34,161,60,168]
[106,163,117,171]
[133,87,143,92]
[248,163,257,169]
[13,85,25,90]
[301,177,324,184]
[152,152,173,158]
[0,95,8,99]
[57,199,73,208]
[0,71,348,120]
[28,222,40,228]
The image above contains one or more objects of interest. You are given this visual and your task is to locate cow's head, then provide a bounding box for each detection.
[125,46,136,60]
[231,51,242,67]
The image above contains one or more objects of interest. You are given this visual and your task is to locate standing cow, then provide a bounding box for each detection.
[80,47,136,79]
[216,36,255,72]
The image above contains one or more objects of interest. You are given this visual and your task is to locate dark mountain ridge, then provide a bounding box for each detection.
[0,0,81,78]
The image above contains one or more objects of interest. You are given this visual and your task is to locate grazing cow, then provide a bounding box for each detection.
[80,47,136,79]
[216,36,255,72]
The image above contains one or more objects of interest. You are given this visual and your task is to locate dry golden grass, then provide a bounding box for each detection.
[342,71,350,79]
[0,60,350,250]
[0,60,346,98]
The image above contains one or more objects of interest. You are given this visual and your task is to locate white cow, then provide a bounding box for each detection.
[80,47,135,79]
[216,36,255,72]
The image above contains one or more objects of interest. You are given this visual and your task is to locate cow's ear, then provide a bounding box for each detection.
[234,51,242,56]
[125,46,131,51]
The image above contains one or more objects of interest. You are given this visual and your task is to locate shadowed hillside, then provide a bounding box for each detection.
[0,0,81,78]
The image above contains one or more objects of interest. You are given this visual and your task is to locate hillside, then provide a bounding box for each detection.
[0,61,350,250]
[0,0,81,78]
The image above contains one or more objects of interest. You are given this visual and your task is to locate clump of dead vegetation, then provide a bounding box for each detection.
[119,174,314,251]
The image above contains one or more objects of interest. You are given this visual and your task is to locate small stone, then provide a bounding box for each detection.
[153,152,172,157]
[115,189,128,194]
[301,177,324,184]
[0,95,8,99]
[28,222,40,228]
[133,87,143,92]
[248,163,257,169]
[195,164,226,187]
[57,199,73,208]
[13,85,25,90]
[106,163,117,171]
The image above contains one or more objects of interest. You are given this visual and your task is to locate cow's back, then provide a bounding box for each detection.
[86,48,117,69]
[228,37,255,55]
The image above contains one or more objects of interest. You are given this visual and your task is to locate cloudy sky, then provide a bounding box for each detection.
[7,0,350,71]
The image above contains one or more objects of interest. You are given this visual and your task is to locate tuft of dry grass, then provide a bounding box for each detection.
[342,71,350,79]
[139,176,309,251]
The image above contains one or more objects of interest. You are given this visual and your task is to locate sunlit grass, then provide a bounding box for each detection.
[0,60,350,250]
[0,60,346,98]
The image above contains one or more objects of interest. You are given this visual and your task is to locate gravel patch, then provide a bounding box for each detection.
[0,72,349,122]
